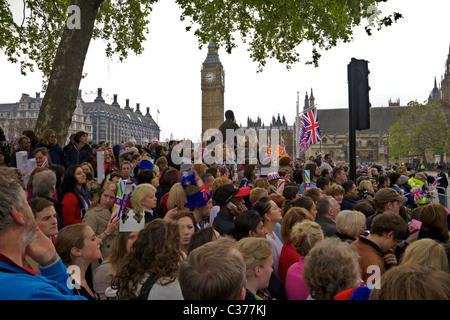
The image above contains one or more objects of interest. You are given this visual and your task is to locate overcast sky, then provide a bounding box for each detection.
[1,0,449,142]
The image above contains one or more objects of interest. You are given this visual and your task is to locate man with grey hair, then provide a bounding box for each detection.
[0,167,85,300]
[31,169,64,230]
[32,170,57,198]
[315,195,340,237]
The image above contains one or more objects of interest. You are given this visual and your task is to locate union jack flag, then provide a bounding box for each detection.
[298,107,321,153]
[13,137,19,149]
[409,187,426,202]
[200,185,211,201]
[281,137,286,155]
[431,175,442,187]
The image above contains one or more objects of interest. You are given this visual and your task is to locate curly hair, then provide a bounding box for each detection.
[278,155,291,167]
[326,183,345,197]
[291,219,324,256]
[111,219,182,300]
[302,237,361,300]
[40,129,58,146]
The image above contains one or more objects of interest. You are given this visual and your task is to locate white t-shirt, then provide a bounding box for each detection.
[266,233,283,276]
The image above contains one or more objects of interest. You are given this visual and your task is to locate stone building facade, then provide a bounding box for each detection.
[0,92,92,144]
[82,88,159,145]
[0,88,160,146]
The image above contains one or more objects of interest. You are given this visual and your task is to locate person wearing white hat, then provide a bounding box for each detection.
[119,147,134,163]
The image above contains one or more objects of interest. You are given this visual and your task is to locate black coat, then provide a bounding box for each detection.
[316,215,338,238]
[436,171,448,193]
[63,143,93,167]
[340,196,356,211]
[33,142,65,166]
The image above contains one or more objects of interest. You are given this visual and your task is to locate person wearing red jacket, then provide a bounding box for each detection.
[61,165,91,227]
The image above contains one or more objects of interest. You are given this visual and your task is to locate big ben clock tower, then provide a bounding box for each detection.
[201,42,225,137]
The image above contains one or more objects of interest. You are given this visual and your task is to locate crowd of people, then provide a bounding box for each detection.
[0,123,449,301]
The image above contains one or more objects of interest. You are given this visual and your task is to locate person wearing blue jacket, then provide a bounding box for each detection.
[0,166,86,300]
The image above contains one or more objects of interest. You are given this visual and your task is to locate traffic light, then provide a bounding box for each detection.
[348,58,371,130]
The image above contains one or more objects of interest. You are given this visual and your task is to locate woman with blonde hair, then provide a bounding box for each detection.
[335,210,367,243]
[358,180,375,205]
[33,128,65,166]
[237,237,275,300]
[131,183,158,223]
[400,238,449,272]
[83,181,119,272]
[166,182,188,212]
[285,220,324,300]
[358,179,373,193]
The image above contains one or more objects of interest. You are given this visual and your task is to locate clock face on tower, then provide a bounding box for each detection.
[205,72,216,83]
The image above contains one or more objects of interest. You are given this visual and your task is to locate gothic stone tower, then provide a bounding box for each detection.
[441,45,450,105]
[201,42,225,137]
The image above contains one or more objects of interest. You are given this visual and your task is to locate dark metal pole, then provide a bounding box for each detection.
[348,59,357,182]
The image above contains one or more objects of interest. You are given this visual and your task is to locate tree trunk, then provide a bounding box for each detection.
[422,150,428,166]
[34,0,104,144]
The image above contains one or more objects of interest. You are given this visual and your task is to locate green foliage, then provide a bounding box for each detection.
[175,0,403,70]
[388,100,450,161]
[93,0,158,61]
[0,0,402,82]
[0,0,158,84]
